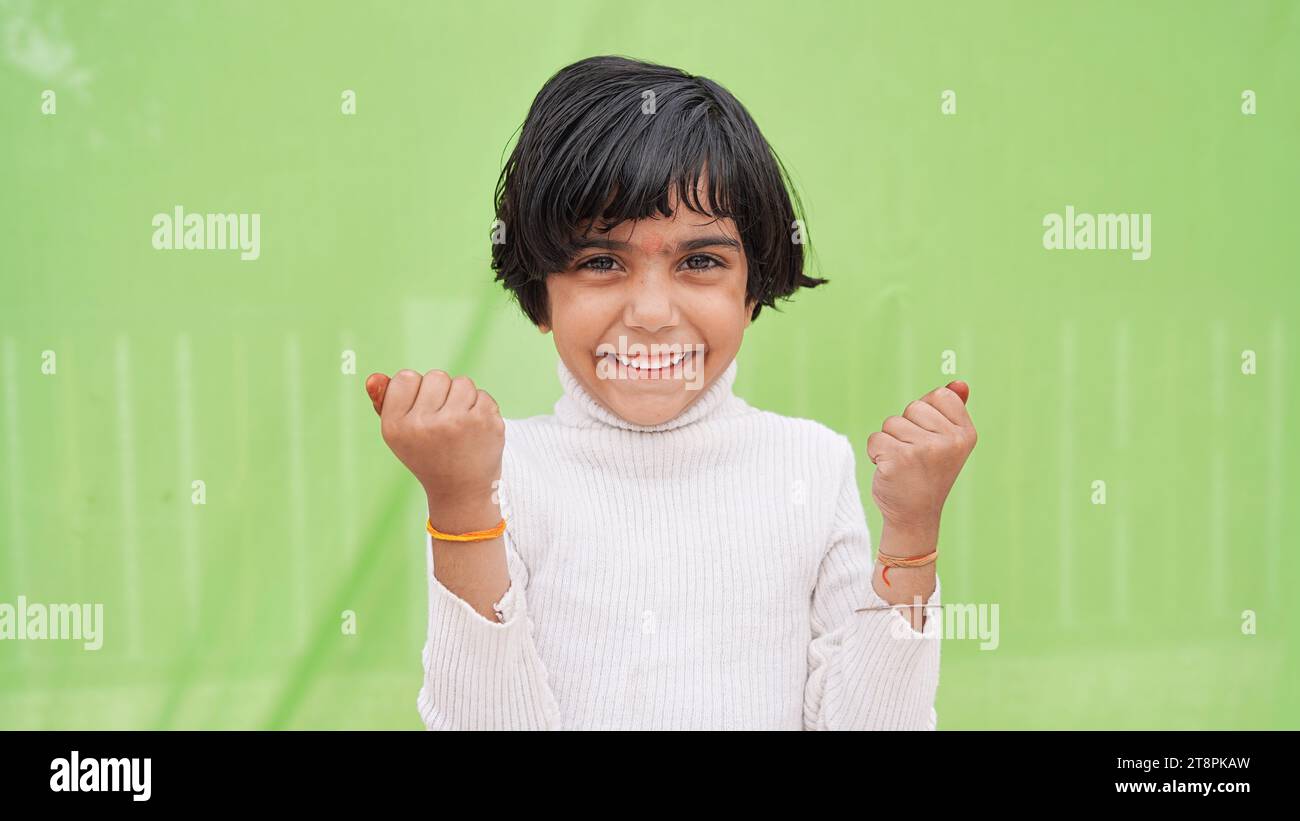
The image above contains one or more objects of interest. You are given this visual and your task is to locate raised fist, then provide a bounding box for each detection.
[866,381,977,539]
[365,370,505,506]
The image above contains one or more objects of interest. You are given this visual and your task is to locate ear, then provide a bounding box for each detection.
[744,299,757,328]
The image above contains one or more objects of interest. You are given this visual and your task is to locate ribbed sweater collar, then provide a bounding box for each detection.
[554,355,744,433]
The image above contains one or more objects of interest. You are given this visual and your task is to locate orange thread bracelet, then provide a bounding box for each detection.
[426,516,506,542]
[877,549,938,586]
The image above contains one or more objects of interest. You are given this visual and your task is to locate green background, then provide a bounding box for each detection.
[1,0,1296,729]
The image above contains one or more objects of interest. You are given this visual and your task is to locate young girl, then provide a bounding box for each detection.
[365,55,977,730]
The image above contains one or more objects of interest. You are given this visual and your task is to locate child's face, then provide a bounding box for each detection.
[539,191,755,426]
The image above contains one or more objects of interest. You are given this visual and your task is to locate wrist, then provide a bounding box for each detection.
[422,476,496,507]
[425,488,502,535]
[879,518,939,558]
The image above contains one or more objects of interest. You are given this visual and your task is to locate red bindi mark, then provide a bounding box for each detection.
[639,234,666,256]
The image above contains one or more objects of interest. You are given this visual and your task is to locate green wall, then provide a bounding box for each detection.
[1,0,1296,728]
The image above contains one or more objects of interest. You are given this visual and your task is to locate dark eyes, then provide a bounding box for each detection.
[577,254,723,273]
[580,255,618,272]
[683,254,721,271]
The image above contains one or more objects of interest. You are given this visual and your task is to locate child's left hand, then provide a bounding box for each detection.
[866,381,977,539]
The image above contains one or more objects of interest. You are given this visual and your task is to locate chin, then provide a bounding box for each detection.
[604,392,687,426]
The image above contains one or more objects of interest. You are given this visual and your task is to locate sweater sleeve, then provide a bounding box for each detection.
[416,515,564,730]
[803,435,942,731]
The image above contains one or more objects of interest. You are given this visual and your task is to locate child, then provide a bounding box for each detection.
[365,55,977,730]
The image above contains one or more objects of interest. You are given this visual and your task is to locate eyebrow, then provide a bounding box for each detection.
[571,235,742,255]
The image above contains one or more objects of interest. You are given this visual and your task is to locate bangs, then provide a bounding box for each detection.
[577,97,744,227]
[515,79,754,273]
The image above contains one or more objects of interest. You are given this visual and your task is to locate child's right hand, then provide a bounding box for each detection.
[364,370,505,507]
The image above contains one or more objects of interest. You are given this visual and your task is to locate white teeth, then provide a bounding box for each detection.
[604,350,693,369]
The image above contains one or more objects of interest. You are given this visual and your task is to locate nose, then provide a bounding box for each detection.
[623,269,677,333]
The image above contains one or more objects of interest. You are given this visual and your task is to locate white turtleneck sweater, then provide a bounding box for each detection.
[417,356,942,730]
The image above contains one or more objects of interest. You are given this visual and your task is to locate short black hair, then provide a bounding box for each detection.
[490,54,827,327]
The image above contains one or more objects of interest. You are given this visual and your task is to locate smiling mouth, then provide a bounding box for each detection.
[597,347,702,379]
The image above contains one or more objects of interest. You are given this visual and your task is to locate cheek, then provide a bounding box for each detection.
[707,268,751,326]
[547,283,608,346]
[721,263,749,304]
